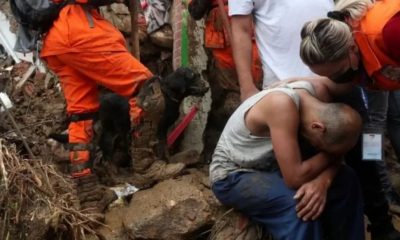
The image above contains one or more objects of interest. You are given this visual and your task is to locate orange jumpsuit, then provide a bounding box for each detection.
[41,4,153,176]
[204,0,262,88]
[353,0,400,90]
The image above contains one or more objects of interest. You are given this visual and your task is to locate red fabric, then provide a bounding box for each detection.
[383,13,400,61]
[167,106,198,147]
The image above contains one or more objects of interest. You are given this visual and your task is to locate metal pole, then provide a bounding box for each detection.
[129,0,140,59]
[0,97,35,159]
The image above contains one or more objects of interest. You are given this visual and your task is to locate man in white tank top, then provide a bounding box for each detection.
[210,78,365,239]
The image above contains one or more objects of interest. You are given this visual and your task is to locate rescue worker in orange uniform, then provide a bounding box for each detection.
[189,0,263,162]
[41,0,180,212]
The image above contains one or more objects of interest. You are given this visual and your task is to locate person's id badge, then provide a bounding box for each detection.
[362,128,383,161]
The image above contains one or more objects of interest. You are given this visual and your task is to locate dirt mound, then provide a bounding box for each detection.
[0,60,67,164]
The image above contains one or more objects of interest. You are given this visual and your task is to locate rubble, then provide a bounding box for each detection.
[100,4,134,36]
[149,24,173,49]
[0,139,104,240]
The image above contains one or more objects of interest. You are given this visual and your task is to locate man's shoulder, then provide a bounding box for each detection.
[257,89,298,106]
[250,90,298,120]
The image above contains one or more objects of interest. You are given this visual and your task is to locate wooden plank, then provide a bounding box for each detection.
[15,65,35,89]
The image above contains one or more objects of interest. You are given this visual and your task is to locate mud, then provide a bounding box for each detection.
[0,62,67,161]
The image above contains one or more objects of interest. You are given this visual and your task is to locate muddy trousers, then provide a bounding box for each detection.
[44,52,152,170]
[212,166,365,240]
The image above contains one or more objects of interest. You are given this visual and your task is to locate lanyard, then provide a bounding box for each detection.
[358,65,372,122]
[358,86,371,122]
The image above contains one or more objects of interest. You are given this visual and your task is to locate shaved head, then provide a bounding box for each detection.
[298,89,363,155]
[319,103,362,153]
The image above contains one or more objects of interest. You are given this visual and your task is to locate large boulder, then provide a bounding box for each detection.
[122,171,217,240]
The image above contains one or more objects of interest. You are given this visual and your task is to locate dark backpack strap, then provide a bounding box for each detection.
[66,142,94,151]
[81,4,95,28]
[68,112,98,122]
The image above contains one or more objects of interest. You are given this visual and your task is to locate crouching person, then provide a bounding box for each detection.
[210,80,364,239]
[40,0,183,213]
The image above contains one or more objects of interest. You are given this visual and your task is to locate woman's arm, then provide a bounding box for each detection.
[268,76,355,102]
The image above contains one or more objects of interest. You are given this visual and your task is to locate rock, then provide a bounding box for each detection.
[209,210,267,240]
[123,175,215,240]
[100,4,131,35]
[98,207,130,240]
[149,25,173,49]
[110,3,130,14]
[100,4,148,42]
[169,149,200,165]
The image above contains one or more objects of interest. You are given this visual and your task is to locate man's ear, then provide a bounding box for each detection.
[311,122,326,132]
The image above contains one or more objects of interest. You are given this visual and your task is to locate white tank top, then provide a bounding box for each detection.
[210,81,316,183]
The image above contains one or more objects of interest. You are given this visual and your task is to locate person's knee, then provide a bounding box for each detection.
[212,172,296,210]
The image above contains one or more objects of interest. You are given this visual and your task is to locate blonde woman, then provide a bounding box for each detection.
[300,1,400,239]
[300,0,399,89]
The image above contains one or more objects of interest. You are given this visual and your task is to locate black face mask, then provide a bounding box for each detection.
[330,67,360,84]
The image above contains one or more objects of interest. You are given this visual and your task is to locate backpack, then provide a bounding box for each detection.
[9,0,118,53]
[9,0,69,53]
[9,0,68,33]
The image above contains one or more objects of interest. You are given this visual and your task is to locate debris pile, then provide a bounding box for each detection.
[0,58,67,163]
[0,139,103,240]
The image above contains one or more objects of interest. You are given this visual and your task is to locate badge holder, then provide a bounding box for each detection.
[359,87,384,161]
[362,126,384,161]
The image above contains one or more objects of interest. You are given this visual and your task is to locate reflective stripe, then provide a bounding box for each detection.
[71,167,92,178]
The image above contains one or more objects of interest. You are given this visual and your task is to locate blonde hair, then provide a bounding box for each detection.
[300,19,352,65]
[300,0,375,65]
[335,0,375,21]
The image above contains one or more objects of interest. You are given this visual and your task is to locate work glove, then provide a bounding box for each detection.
[75,174,118,213]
